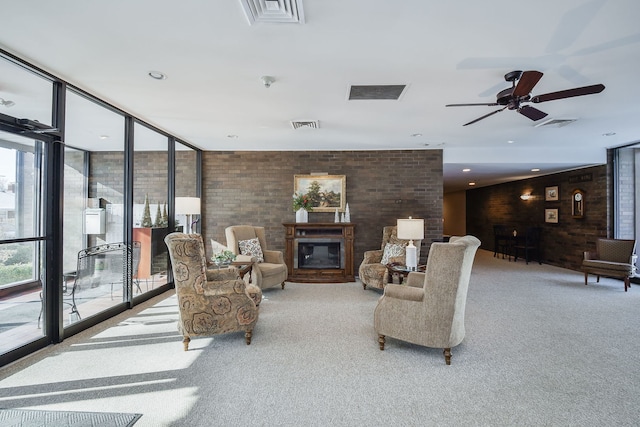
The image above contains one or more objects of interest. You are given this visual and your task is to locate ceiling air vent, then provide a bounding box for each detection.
[349,85,407,100]
[291,120,319,130]
[239,0,305,25]
[534,118,577,128]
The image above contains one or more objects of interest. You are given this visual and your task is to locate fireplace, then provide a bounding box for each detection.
[284,222,355,283]
[295,238,344,269]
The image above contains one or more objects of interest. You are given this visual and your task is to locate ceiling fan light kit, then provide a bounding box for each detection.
[446,70,605,126]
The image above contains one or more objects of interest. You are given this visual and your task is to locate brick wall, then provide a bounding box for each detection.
[202,150,443,273]
[466,165,610,271]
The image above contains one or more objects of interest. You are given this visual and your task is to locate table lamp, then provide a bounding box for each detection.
[397,217,424,271]
[175,197,201,234]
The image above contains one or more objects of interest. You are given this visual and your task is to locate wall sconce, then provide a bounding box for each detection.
[520,193,531,201]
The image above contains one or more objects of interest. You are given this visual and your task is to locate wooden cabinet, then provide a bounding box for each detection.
[283,222,355,283]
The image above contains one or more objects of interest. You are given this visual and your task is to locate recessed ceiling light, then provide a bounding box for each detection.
[411,133,422,137]
[148,71,167,80]
[462,168,471,172]
[531,168,540,172]
[507,140,514,144]
[227,134,238,139]
[99,135,109,140]
[602,132,616,136]
[468,182,476,186]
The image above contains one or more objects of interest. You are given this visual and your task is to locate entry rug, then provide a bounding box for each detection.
[0,408,142,426]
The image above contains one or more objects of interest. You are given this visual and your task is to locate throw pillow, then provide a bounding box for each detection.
[211,239,228,254]
[381,243,406,265]
[238,237,264,263]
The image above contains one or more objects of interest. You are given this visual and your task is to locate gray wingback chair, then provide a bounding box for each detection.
[582,238,637,291]
[374,235,481,365]
[359,226,422,290]
[165,233,259,350]
[225,225,288,290]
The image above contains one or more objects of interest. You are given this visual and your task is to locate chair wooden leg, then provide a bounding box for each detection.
[182,336,190,351]
[584,272,588,286]
[362,283,367,290]
[378,334,385,350]
[443,348,452,365]
[245,330,252,345]
[281,282,286,290]
[624,277,630,292]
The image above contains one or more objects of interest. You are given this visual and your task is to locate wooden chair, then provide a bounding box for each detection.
[513,227,542,264]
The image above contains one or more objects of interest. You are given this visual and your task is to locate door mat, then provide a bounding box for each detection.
[0,408,142,426]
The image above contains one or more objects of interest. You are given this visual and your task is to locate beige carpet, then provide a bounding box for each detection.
[1,249,639,426]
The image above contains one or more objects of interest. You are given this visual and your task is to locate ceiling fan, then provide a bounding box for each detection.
[446,70,605,126]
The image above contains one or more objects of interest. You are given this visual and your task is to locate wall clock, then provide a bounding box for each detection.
[572,189,585,218]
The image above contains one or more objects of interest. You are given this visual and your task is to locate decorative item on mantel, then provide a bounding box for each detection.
[345,203,351,222]
[293,192,313,223]
[334,208,340,223]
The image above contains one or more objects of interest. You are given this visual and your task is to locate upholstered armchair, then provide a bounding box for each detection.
[165,233,259,350]
[374,235,481,365]
[358,226,422,290]
[582,238,637,291]
[225,225,288,290]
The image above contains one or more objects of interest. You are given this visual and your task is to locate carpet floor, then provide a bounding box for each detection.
[0,249,639,426]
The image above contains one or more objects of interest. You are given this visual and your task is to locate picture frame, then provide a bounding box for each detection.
[294,174,346,212]
[545,186,559,201]
[545,208,559,223]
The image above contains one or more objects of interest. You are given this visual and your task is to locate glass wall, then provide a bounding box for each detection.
[175,142,199,233]
[63,89,127,325]
[614,144,638,240]
[0,131,45,354]
[133,123,169,293]
[0,49,201,367]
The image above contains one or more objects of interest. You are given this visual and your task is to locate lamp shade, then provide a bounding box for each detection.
[175,197,201,215]
[397,218,424,240]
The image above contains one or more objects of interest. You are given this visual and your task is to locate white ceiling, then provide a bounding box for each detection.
[1,0,639,192]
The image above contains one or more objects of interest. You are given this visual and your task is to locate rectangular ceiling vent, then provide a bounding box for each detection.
[239,0,305,25]
[291,120,319,130]
[534,118,577,128]
[349,85,407,100]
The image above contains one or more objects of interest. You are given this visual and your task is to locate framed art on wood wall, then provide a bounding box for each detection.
[545,208,559,223]
[294,174,346,212]
[545,186,559,201]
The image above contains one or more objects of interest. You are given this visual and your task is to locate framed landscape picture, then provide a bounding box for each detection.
[545,208,559,223]
[294,174,346,212]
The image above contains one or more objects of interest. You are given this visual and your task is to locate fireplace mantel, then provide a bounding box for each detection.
[283,222,355,283]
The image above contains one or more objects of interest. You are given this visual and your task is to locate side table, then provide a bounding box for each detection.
[230,261,254,283]
[386,263,426,284]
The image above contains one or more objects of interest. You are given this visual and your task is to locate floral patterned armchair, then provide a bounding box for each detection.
[358,226,422,290]
[165,232,259,350]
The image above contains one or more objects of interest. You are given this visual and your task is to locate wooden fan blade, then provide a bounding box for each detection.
[463,107,507,126]
[531,84,605,103]
[513,70,544,97]
[446,102,499,107]
[518,105,548,121]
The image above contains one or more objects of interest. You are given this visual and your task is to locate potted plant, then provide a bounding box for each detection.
[212,250,236,267]
[293,192,313,223]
